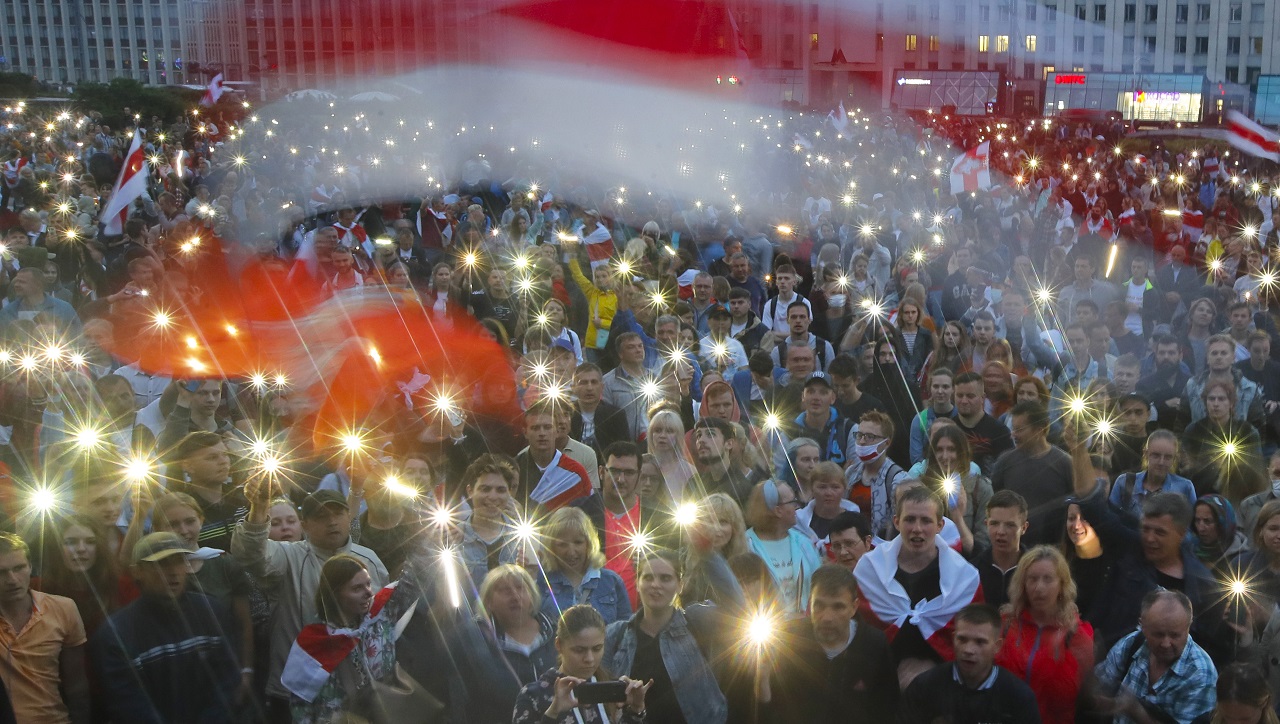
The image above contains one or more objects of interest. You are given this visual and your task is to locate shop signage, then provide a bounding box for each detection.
[1055,74,1087,84]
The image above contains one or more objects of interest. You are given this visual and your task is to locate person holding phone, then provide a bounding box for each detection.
[512,605,650,723]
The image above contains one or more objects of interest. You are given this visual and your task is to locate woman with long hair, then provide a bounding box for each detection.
[1195,663,1278,724]
[895,297,934,382]
[646,409,696,503]
[35,513,137,639]
[427,262,454,317]
[1060,502,1114,617]
[512,605,651,724]
[916,423,991,554]
[1179,297,1218,374]
[1013,375,1051,409]
[927,321,973,378]
[996,546,1095,724]
[532,298,583,364]
[538,507,632,624]
[284,552,436,724]
[981,360,1015,424]
[604,548,745,724]
[681,492,749,606]
[1238,500,1280,609]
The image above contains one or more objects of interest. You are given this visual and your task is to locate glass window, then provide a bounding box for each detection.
[1123,3,1136,21]
[1123,36,1135,52]
[1247,67,1261,84]
[1143,36,1156,53]
[980,4,991,21]
[1144,4,1157,21]
[906,4,917,21]
[998,5,1010,21]
[996,35,1009,52]
[1025,34,1037,51]
[929,35,940,51]
[1228,3,1241,21]
[1251,3,1265,21]
[1075,4,1086,20]
[1095,4,1107,21]
[1196,3,1210,21]
[1045,35,1056,51]
[929,4,940,20]
[1047,4,1058,21]
[905,34,918,51]
[1175,4,1188,22]
[1225,67,1239,82]
[1226,36,1240,54]
[956,5,966,21]
[1174,36,1187,53]
[1093,35,1105,52]
[1194,36,1208,53]
[1025,3,1037,20]
[979,35,990,52]
[810,33,819,50]
[1073,35,1085,52]
[1250,37,1263,55]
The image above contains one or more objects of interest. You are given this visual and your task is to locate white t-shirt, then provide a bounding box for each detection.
[756,536,800,613]
[1124,281,1146,335]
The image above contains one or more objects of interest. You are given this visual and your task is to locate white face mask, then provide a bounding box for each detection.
[855,442,884,463]
[1272,478,1280,497]
[828,294,847,308]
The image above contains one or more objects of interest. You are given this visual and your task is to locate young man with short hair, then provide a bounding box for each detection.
[762,263,809,332]
[692,417,758,506]
[845,411,908,537]
[699,305,749,376]
[1136,333,1192,431]
[727,286,767,354]
[1182,333,1262,425]
[765,565,899,723]
[1236,331,1280,449]
[899,604,1042,723]
[789,372,854,466]
[990,400,1072,546]
[0,533,90,724]
[910,367,958,462]
[854,486,982,689]
[826,353,885,423]
[1111,392,1154,475]
[769,301,835,372]
[514,399,593,511]
[571,363,631,454]
[968,311,996,370]
[969,491,1029,609]
[952,372,1013,475]
[601,332,657,439]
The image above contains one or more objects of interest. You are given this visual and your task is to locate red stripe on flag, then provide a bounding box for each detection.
[1227,120,1280,153]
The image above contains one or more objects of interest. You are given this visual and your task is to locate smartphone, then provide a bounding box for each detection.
[445,409,464,428]
[574,681,627,706]
[183,380,203,393]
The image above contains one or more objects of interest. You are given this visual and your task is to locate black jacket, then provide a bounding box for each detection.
[1136,368,1193,431]
[91,593,240,724]
[768,618,899,724]
[898,663,1042,724]
[571,401,632,455]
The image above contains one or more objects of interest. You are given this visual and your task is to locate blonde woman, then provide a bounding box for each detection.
[680,492,749,606]
[996,546,1094,724]
[646,409,696,501]
[537,507,632,624]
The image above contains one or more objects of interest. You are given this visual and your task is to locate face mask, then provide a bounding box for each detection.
[855,442,884,463]
[828,294,846,308]
[1272,478,1280,497]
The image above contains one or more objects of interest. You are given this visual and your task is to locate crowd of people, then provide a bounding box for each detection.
[0,92,1279,724]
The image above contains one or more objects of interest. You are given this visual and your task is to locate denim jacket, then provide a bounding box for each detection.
[458,520,520,590]
[604,554,745,724]
[539,567,633,625]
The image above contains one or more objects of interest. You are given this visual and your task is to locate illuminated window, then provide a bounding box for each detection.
[1042,64,1056,79]
[979,34,990,52]
[929,35,940,51]
[810,33,819,50]
[1025,34,1037,51]
[905,34,918,51]
[996,35,1009,52]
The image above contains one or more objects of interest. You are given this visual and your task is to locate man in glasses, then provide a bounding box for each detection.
[845,411,908,539]
[574,442,672,607]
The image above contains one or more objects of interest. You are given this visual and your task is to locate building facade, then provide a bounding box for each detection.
[0,0,246,87]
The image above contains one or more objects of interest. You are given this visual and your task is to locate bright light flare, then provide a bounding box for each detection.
[29,487,58,514]
[72,425,103,452]
[383,474,419,498]
[674,502,699,527]
[746,611,776,649]
[639,378,662,400]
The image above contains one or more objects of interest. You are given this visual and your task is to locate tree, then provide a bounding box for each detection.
[0,71,43,100]
[70,78,198,127]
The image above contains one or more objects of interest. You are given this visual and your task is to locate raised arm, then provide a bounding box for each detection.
[230,474,291,578]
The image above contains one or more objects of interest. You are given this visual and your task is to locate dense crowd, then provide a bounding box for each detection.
[0,94,1279,724]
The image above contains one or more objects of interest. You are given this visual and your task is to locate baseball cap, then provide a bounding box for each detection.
[132,532,191,565]
[1119,392,1151,408]
[549,338,576,355]
[707,305,731,320]
[871,193,885,201]
[804,371,835,389]
[300,490,349,518]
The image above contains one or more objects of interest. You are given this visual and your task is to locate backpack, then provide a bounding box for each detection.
[1119,472,1139,512]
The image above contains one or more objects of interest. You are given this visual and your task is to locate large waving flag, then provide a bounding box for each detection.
[107,239,520,445]
[1225,110,1280,162]
[200,73,225,107]
[827,101,849,133]
[99,129,148,236]
[949,141,992,195]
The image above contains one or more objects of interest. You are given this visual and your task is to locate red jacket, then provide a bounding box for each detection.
[996,610,1095,724]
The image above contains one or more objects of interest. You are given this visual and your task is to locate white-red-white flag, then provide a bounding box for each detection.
[1225,110,1280,162]
[827,101,849,134]
[99,129,149,236]
[200,73,225,107]
[949,141,992,195]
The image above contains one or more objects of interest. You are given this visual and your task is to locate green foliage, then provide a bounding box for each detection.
[70,78,199,127]
[0,71,45,100]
